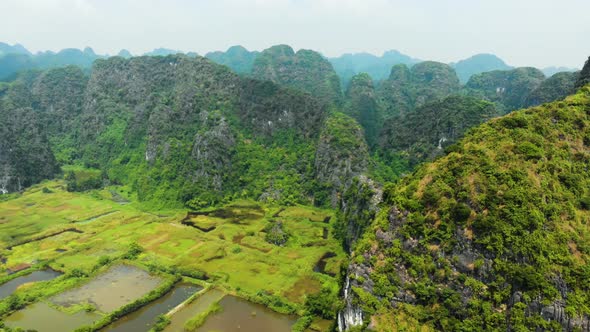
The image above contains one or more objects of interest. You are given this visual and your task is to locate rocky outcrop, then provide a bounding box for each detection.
[190,112,236,192]
[337,175,382,250]
[252,45,343,107]
[314,113,369,207]
[338,275,364,331]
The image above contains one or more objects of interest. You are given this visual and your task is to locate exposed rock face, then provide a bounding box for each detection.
[337,175,382,331]
[314,113,369,207]
[0,107,59,193]
[252,45,343,107]
[338,274,364,331]
[337,175,382,250]
[190,112,236,192]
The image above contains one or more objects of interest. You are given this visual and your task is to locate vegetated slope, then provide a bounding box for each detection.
[346,86,590,331]
[0,55,374,210]
[452,53,512,84]
[314,112,370,207]
[525,71,579,107]
[329,50,420,89]
[378,95,499,167]
[0,105,60,193]
[343,73,381,148]
[377,62,461,118]
[464,67,546,113]
[206,45,259,74]
[543,66,579,77]
[251,45,343,107]
[575,56,590,90]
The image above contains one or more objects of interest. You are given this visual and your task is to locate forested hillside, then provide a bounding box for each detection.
[378,95,499,167]
[452,54,512,84]
[0,55,379,211]
[376,62,461,118]
[251,45,343,107]
[343,85,590,331]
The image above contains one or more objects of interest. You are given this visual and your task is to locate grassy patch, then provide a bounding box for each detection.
[0,180,344,328]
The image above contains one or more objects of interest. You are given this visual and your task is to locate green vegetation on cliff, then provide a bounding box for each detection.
[344,73,381,147]
[252,45,342,107]
[0,106,60,193]
[377,62,461,118]
[0,55,374,211]
[378,95,499,167]
[351,86,590,331]
[464,67,546,112]
[575,56,590,89]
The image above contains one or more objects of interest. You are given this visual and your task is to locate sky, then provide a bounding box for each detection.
[1,0,589,68]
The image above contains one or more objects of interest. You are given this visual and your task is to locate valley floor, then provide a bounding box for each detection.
[0,181,342,331]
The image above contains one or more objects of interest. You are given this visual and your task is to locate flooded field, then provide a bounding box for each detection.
[104,283,201,331]
[313,252,337,276]
[195,295,296,332]
[164,288,225,332]
[51,264,163,312]
[0,268,62,299]
[3,302,101,332]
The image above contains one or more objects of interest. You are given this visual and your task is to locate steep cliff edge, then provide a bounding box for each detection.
[314,113,370,207]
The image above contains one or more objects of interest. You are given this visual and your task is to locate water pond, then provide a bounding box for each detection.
[0,268,62,299]
[313,252,337,276]
[195,295,296,332]
[51,264,163,312]
[3,302,101,332]
[164,288,225,332]
[103,283,201,332]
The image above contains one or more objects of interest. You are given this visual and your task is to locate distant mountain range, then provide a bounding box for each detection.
[0,42,580,84]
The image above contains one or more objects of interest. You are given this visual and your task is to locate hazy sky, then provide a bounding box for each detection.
[1,0,589,68]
